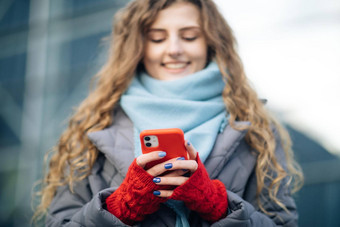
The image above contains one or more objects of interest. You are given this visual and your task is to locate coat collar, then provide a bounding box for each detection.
[204,121,250,179]
[87,108,250,178]
[87,108,135,178]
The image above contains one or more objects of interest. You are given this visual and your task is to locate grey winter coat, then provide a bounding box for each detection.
[46,108,298,226]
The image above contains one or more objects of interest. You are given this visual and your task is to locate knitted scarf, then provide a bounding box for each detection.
[120,62,228,226]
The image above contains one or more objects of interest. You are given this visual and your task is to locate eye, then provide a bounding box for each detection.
[183,37,197,41]
[147,31,166,43]
[150,39,165,43]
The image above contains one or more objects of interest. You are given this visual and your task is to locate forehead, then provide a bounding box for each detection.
[150,2,201,28]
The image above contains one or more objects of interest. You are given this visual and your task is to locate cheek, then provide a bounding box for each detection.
[189,41,207,60]
[196,49,207,61]
[144,45,162,63]
[191,45,208,66]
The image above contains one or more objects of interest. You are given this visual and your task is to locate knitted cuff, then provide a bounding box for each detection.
[170,154,228,222]
[106,159,167,225]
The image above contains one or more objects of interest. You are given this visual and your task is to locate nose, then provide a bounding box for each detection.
[166,37,183,57]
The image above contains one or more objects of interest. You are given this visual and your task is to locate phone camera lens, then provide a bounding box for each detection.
[146,142,152,147]
[144,136,151,141]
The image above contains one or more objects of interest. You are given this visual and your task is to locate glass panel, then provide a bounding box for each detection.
[0,53,26,105]
[0,0,30,32]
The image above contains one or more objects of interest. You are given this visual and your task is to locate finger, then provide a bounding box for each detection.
[153,190,173,198]
[136,151,166,168]
[174,160,198,172]
[171,160,198,172]
[162,157,189,177]
[185,140,197,160]
[146,157,182,176]
[152,160,198,174]
[153,176,189,186]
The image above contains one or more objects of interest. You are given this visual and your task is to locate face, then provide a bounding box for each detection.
[143,2,208,80]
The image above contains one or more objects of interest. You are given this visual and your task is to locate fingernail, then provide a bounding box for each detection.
[177,157,185,160]
[164,163,173,169]
[158,152,166,157]
[153,177,161,183]
[187,141,191,146]
[153,190,161,196]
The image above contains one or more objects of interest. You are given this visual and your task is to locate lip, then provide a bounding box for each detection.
[161,62,190,72]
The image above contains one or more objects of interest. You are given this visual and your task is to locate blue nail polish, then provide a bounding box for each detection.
[158,152,166,157]
[164,163,173,169]
[153,177,161,183]
[153,191,161,196]
[187,141,191,146]
[177,157,185,160]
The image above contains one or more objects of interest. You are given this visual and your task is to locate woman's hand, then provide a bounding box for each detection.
[131,140,197,200]
[106,150,174,225]
[136,141,198,197]
[151,142,228,223]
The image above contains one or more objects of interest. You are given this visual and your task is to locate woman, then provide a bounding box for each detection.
[33,0,303,226]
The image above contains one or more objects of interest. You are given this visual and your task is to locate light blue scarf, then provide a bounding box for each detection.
[120,62,228,226]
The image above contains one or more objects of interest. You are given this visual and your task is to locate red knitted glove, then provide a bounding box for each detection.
[169,154,228,222]
[106,159,167,225]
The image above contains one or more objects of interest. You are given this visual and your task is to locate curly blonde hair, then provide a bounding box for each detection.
[33,0,303,221]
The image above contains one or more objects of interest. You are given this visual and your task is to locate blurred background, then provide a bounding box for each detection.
[0,0,339,226]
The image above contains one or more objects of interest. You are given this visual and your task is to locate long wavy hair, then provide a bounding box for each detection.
[33,0,303,221]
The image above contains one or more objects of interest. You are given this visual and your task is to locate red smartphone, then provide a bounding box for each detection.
[140,128,188,169]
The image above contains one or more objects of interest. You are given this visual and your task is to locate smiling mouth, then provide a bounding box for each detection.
[162,62,189,69]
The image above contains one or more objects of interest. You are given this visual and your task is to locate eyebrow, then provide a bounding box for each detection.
[147,26,201,33]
